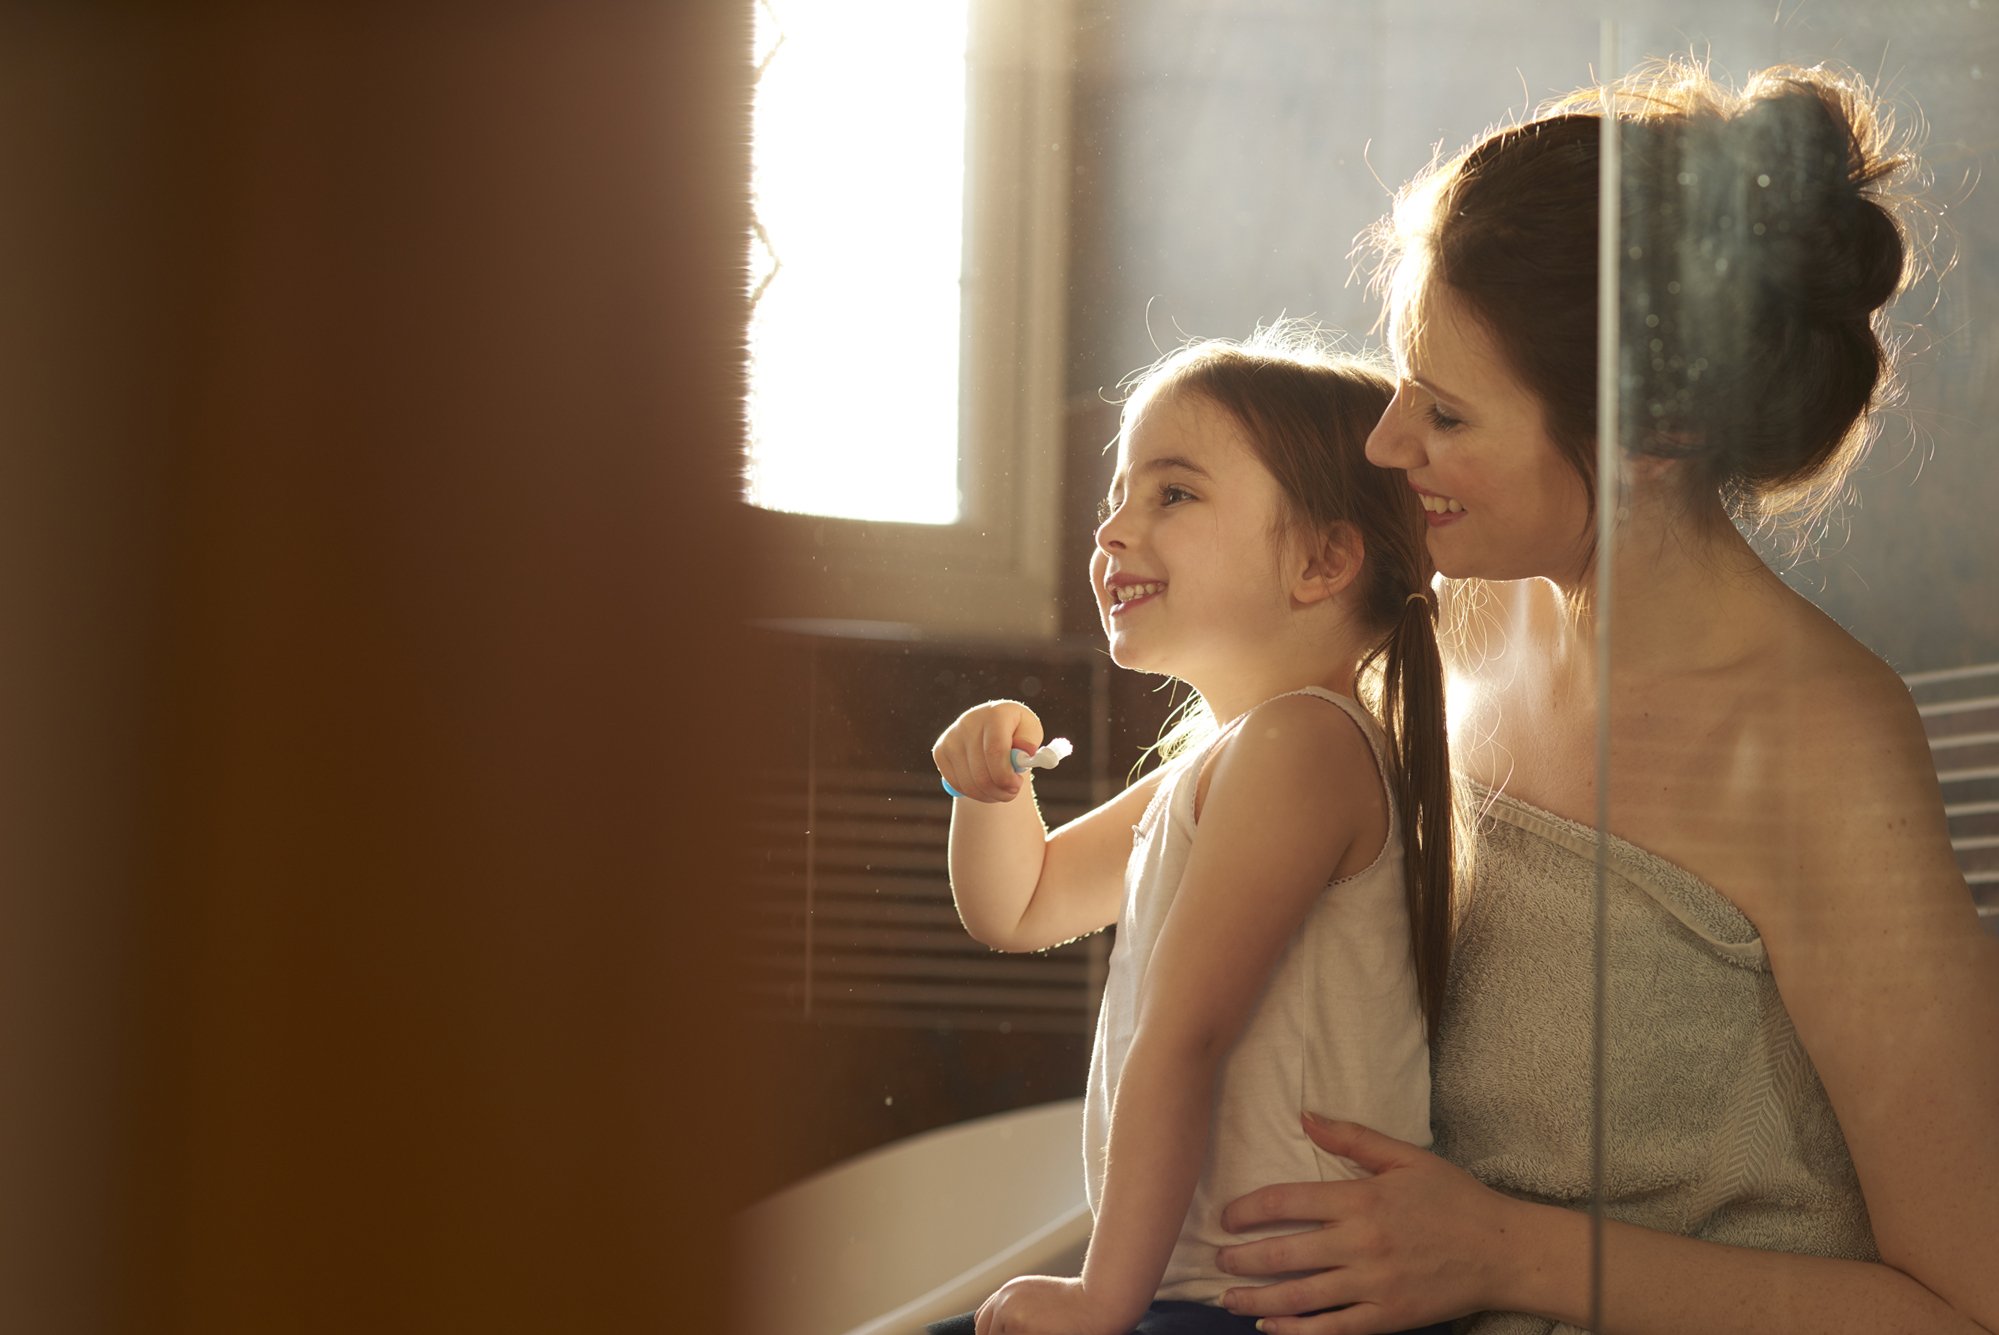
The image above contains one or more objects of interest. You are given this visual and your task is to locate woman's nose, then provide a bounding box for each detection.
[1365,390,1424,471]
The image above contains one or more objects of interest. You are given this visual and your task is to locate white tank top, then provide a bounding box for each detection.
[1081,686,1433,1304]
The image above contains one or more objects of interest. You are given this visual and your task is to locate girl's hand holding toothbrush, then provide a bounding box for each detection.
[935,702,1095,953]
[932,700,1047,803]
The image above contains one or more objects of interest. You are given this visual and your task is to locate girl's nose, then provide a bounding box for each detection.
[1094,503,1127,553]
[1365,389,1425,471]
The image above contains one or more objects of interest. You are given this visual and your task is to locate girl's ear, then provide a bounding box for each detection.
[1293,523,1364,606]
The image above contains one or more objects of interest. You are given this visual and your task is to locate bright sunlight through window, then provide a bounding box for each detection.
[746,0,971,525]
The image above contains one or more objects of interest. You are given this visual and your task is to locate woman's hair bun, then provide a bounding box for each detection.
[1613,61,1919,519]
[1723,71,1909,319]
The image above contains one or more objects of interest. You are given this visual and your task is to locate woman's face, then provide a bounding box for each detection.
[1364,278,1593,586]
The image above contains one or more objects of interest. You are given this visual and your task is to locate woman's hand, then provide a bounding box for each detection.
[933,700,1045,803]
[973,1275,1126,1335]
[1215,1113,1525,1335]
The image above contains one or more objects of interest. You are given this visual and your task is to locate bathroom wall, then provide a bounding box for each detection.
[1064,0,1999,670]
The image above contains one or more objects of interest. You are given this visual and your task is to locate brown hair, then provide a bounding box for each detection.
[1123,326,1455,1040]
[1369,58,1919,538]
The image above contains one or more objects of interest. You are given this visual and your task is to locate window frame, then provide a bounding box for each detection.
[744,0,1074,641]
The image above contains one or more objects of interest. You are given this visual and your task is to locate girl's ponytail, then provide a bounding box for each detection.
[1374,591,1453,1043]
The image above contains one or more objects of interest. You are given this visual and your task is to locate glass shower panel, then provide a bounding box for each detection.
[1597,2,1997,1331]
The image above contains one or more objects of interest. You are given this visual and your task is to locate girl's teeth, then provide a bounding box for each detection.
[1419,494,1465,514]
[1113,581,1165,602]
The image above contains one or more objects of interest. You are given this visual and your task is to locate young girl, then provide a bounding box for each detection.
[928,330,1456,1335]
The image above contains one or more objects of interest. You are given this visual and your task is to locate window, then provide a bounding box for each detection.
[744,0,1074,640]
[746,0,969,525]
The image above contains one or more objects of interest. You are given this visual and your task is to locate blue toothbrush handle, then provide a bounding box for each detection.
[942,748,1032,798]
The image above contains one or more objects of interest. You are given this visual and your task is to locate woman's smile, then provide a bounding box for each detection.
[1412,486,1466,527]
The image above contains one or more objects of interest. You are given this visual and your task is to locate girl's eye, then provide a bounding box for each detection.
[1095,496,1113,524]
[1160,483,1195,505]
[1425,403,1465,431]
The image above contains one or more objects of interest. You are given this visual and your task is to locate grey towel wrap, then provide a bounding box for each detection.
[1432,789,1876,1335]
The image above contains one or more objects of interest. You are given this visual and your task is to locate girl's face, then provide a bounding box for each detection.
[1091,389,1300,687]
[1365,279,1593,585]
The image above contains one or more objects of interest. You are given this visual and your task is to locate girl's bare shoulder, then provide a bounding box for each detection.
[1204,690,1379,794]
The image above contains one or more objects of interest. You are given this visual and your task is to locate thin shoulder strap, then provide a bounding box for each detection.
[1188,706,1256,802]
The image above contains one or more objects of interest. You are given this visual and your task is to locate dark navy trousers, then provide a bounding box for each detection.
[927,1299,1455,1335]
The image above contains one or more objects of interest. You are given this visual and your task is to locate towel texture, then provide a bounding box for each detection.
[1433,790,1876,1335]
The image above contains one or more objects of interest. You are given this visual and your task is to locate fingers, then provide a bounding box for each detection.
[1219,1268,1356,1318]
[1219,1120,1414,1233]
[1219,1273,1405,1335]
[1243,1305,1392,1335]
[1216,1219,1345,1280]
[1220,1178,1351,1233]
[933,701,1043,803]
[980,713,1026,795]
[1006,706,1045,757]
[1299,1112,1421,1174]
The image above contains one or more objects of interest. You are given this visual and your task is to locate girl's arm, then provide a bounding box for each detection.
[1068,696,1383,1332]
[1215,690,1999,1335]
[934,699,1165,952]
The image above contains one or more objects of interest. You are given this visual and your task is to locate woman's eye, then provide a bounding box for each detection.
[1425,403,1464,431]
[1160,484,1195,505]
[1095,496,1114,524]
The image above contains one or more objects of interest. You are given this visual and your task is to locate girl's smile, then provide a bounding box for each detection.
[1104,574,1167,614]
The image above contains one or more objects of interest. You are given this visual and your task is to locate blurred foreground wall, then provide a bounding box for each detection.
[0,6,754,1331]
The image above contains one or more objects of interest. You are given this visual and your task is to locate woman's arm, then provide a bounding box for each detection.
[1740,684,1999,1329]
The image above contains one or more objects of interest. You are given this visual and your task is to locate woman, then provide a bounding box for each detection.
[1210,60,1999,1334]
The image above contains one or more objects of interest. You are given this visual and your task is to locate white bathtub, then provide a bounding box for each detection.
[735,1098,1091,1335]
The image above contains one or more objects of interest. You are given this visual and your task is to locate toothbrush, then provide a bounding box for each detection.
[942,737,1073,798]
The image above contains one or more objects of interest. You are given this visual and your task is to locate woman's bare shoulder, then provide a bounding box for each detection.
[1744,593,1929,762]
[1736,598,1962,916]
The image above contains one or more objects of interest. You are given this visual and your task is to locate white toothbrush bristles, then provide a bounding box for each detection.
[1011,737,1074,773]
